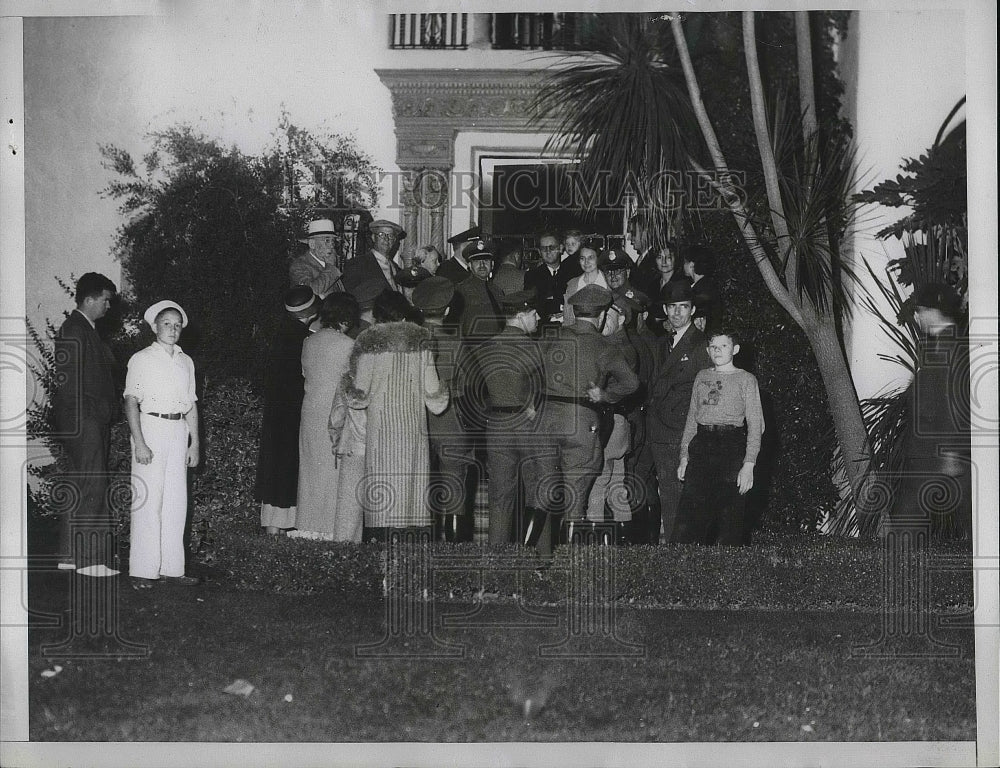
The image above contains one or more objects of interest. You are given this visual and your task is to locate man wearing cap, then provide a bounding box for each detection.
[601,246,637,297]
[438,225,480,284]
[524,230,564,324]
[290,219,345,299]
[410,276,476,541]
[51,272,120,574]
[476,290,546,546]
[585,294,642,542]
[645,281,711,544]
[534,284,639,544]
[890,283,971,541]
[454,240,504,340]
[341,219,405,295]
[254,286,319,535]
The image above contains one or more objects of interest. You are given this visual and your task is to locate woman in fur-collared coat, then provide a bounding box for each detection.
[341,301,448,537]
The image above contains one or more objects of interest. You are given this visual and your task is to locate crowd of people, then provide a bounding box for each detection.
[253,215,759,555]
[49,213,971,589]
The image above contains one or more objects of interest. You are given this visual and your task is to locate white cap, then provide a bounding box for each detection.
[143,300,188,330]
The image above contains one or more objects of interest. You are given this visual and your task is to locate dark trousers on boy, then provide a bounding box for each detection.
[673,425,747,545]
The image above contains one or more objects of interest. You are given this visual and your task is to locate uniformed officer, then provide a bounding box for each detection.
[599,246,635,296]
[476,290,546,546]
[410,276,476,542]
[534,284,639,544]
[439,225,481,284]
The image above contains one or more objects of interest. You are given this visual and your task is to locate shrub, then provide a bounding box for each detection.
[217,533,974,612]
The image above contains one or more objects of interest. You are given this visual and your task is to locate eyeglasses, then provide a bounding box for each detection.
[539,245,559,251]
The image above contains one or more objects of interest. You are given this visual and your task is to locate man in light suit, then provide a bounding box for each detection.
[341,219,405,294]
[289,218,344,298]
[52,272,120,574]
[645,282,711,544]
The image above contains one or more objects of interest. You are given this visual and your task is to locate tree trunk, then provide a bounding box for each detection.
[674,11,873,505]
[799,303,872,494]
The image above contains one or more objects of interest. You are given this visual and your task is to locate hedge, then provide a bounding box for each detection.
[216,530,974,612]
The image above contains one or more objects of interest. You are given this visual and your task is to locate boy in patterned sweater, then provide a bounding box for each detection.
[674,328,764,545]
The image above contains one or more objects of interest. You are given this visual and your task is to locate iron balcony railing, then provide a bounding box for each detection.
[390,13,468,49]
[490,13,599,51]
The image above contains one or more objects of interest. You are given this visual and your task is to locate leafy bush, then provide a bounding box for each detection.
[217,533,973,611]
[100,118,381,385]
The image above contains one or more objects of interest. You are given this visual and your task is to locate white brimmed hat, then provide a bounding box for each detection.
[299,219,337,243]
[143,300,188,329]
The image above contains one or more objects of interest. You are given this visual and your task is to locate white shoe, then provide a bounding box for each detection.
[76,564,121,577]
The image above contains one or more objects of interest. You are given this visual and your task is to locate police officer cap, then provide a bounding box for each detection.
[619,287,650,312]
[610,295,641,325]
[447,225,481,245]
[598,247,633,272]
[499,289,537,314]
[661,280,695,306]
[463,240,494,261]
[395,265,433,289]
[411,276,455,312]
[568,284,614,312]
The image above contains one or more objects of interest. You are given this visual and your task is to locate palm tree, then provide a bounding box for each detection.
[532,11,873,506]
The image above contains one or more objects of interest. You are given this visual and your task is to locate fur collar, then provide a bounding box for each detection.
[341,321,430,405]
[353,321,430,354]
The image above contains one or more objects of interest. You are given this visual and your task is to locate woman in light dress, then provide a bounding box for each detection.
[291,293,361,541]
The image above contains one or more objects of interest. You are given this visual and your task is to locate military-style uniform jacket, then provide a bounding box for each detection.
[539,320,639,406]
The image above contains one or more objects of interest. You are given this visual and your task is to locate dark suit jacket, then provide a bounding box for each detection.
[341,250,397,294]
[52,310,117,435]
[645,324,711,443]
[437,257,470,285]
[524,263,563,321]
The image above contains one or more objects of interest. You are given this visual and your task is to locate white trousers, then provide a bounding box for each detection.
[129,414,189,579]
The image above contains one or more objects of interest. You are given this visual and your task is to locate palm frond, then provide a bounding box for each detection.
[530,14,698,239]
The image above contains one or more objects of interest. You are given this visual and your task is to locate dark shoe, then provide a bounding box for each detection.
[129,576,157,590]
[161,575,201,586]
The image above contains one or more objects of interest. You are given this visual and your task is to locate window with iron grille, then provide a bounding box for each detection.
[390,13,468,49]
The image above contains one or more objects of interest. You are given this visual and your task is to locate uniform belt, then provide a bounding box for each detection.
[697,423,744,432]
[546,394,604,412]
[145,411,184,420]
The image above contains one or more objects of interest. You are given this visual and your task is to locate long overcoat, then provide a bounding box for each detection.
[342,321,448,528]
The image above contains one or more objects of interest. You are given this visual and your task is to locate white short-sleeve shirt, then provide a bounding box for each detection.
[124,342,197,414]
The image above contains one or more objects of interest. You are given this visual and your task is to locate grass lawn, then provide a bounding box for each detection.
[28,567,976,743]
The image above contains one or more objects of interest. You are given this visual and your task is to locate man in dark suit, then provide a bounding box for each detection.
[341,220,404,294]
[645,282,711,544]
[523,230,564,324]
[52,272,120,574]
[437,225,479,284]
